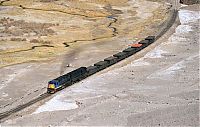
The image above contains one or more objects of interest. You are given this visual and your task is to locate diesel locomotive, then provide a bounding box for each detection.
[47,36,155,93]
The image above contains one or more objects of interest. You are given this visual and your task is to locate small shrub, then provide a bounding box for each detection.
[10,37,26,41]
[30,39,40,43]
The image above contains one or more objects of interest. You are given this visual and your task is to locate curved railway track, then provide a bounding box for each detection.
[155,9,178,40]
[0,1,179,122]
[0,93,50,120]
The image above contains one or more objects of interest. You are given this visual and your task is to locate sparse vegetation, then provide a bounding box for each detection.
[30,39,51,44]
[0,0,168,68]
[0,17,56,37]
[10,38,26,41]
[40,0,58,2]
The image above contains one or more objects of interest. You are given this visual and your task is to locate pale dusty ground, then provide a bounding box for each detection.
[1,3,199,126]
[0,0,170,114]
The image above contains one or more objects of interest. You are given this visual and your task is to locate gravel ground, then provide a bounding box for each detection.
[1,3,199,126]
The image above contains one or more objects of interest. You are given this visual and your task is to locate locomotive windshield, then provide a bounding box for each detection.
[48,80,58,84]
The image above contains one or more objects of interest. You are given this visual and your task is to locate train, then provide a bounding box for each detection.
[47,36,155,93]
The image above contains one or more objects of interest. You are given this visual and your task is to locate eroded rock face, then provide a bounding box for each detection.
[180,0,199,5]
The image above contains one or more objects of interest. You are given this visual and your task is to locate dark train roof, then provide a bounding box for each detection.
[113,52,127,57]
[54,67,87,82]
[139,40,149,44]
[87,65,98,70]
[54,73,70,82]
[104,56,117,61]
[94,61,108,66]
[70,67,87,73]
[123,47,136,52]
[145,36,155,40]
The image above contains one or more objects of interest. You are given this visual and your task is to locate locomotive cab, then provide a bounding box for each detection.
[47,80,59,93]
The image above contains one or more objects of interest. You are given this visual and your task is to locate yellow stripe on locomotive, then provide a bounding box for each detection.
[48,84,55,89]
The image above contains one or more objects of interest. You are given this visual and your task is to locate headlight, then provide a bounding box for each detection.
[48,84,55,89]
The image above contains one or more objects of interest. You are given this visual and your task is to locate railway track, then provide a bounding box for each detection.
[155,9,178,40]
[0,93,50,121]
[0,1,179,122]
